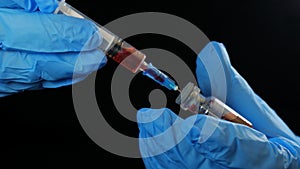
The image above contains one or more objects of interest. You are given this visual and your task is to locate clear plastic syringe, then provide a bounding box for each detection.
[54,0,179,91]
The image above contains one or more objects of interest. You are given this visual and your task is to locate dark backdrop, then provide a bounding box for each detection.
[1,0,300,168]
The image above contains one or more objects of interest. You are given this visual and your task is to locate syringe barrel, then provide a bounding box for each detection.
[55,1,148,73]
[55,1,117,52]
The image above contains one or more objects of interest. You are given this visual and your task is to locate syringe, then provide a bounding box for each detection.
[54,0,179,91]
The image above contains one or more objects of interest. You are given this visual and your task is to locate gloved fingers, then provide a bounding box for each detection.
[196,41,299,142]
[0,8,102,53]
[0,0,58,13]
[182,114,300,168]
[137,108,183,138]
[0,49,107,95]
[137,108,188,160]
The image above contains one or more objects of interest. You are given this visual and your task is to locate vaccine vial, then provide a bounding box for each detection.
[176,82,253,127]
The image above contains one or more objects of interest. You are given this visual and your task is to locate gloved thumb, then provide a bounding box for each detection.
[196,41,299,143]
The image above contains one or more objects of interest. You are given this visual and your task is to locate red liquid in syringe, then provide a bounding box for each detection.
[110,46,146,73]
[111,47,136,63]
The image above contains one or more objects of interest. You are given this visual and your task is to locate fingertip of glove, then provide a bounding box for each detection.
[137,107,152,113]
[196,40,233,98]
[210,41,222,46]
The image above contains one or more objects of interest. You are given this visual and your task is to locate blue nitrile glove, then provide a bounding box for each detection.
[0,0,107,97]
[137,41,300,169]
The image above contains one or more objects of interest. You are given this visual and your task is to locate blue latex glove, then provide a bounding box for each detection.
[137,41,300,168]
[0,0,107,97]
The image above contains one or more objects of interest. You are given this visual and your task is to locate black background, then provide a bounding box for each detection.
[1,0,300,168]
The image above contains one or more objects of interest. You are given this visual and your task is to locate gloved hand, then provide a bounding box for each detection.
[0,0,107,97]
[137,41,300,169]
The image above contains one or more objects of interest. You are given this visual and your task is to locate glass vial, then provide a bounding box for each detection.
[176,82,252,127]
